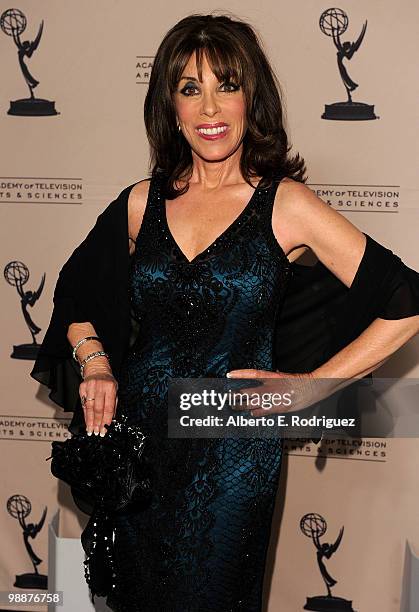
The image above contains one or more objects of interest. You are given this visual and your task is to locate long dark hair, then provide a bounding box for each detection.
[144,13,307,198]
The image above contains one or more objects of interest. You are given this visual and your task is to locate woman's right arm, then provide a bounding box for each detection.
[67,321,118,436]
[63,180,151,435]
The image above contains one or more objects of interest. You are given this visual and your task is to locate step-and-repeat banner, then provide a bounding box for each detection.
[1,2,418,611]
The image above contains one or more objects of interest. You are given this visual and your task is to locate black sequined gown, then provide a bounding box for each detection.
[106,174,292,612]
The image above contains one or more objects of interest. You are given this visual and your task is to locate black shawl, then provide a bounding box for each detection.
[30,182,419,437]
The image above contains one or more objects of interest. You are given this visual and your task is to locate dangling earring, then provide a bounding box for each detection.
[177,123,181,132]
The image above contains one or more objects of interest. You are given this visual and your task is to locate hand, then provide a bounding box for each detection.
[79,364,118,436]
[226,369,325,417]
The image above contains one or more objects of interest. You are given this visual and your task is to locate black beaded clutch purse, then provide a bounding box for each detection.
[46,413,152,602]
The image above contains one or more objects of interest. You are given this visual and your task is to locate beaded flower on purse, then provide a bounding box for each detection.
[46,412,152,602]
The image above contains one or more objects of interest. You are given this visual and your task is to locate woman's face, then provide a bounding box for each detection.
[173,52,246,163]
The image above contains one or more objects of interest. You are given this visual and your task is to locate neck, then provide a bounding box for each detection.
[188,145,245,190]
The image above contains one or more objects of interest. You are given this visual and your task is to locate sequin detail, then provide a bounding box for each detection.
[106,173,291,612]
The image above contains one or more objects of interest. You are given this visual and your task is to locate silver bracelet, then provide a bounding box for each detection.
[80,351,110,379]
[72,336,101,362]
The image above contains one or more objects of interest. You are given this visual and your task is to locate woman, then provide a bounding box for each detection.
[31,13,419,612]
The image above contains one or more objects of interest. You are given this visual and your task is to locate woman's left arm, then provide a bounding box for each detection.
[311,315,419,384]
[227,181,419,409]
[281,181,419,384]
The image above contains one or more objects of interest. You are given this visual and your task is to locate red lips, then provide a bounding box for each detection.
[196,122,228,129]
[195,123,229,141]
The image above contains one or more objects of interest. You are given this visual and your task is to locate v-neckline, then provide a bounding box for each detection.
[162,178,265,265]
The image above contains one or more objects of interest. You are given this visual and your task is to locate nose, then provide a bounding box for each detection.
[200,89,220,118]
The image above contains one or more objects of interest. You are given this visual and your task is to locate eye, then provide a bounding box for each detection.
[179,82,199,96]
[220,82,240,92]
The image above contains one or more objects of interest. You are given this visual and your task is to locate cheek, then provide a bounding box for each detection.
[175,99,195,123]
[228,98,246,126]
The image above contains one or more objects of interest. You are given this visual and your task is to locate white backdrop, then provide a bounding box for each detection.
[1,2,418,610]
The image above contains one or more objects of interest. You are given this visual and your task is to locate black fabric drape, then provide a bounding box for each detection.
[273,233,419,373]
[30,186,133,435]
[30,185,419,440]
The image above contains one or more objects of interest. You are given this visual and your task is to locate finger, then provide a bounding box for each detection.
[227,369,280,379]
[79,384,87,427]
[82,404,87,428]
[230,393,251,409]
[232,404,252,411]
[235,388,263,400]
[250,409,269,417]
[79,383,87,405]
[80,382,89,428]
[99,388,117,436]
[92,387,105,435]
[84,380,96,435]
[112,395,119,421]
[227,369,259,378]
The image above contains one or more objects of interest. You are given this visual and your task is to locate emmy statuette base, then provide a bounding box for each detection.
[10,344,41,359]
[304,595,356,611]
[322,101,378,121]
[14,572,48,589]
[8,98,59,116]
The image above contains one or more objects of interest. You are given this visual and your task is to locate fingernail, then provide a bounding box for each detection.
[87,430,92,436]
[99,429,106,437]
[226,372,231,378]
[94,429,99,436]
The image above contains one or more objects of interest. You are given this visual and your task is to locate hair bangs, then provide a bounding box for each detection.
[169,37,247,92]
[195,43,245,86]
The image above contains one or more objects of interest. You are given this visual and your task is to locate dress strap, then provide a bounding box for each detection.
[130,174,166,257]
[145,173,168,223]
[256,174,286,213]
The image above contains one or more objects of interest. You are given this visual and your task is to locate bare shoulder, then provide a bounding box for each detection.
[273,177,367,285]
[276,176,320,217]
[272,177,317,260]
[273,177,345,257]
[127,178,151,254]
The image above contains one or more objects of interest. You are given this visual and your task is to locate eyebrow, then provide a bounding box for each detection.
[178,75,238,85]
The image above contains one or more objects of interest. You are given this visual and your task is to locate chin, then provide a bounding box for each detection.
[194,144,240,163]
